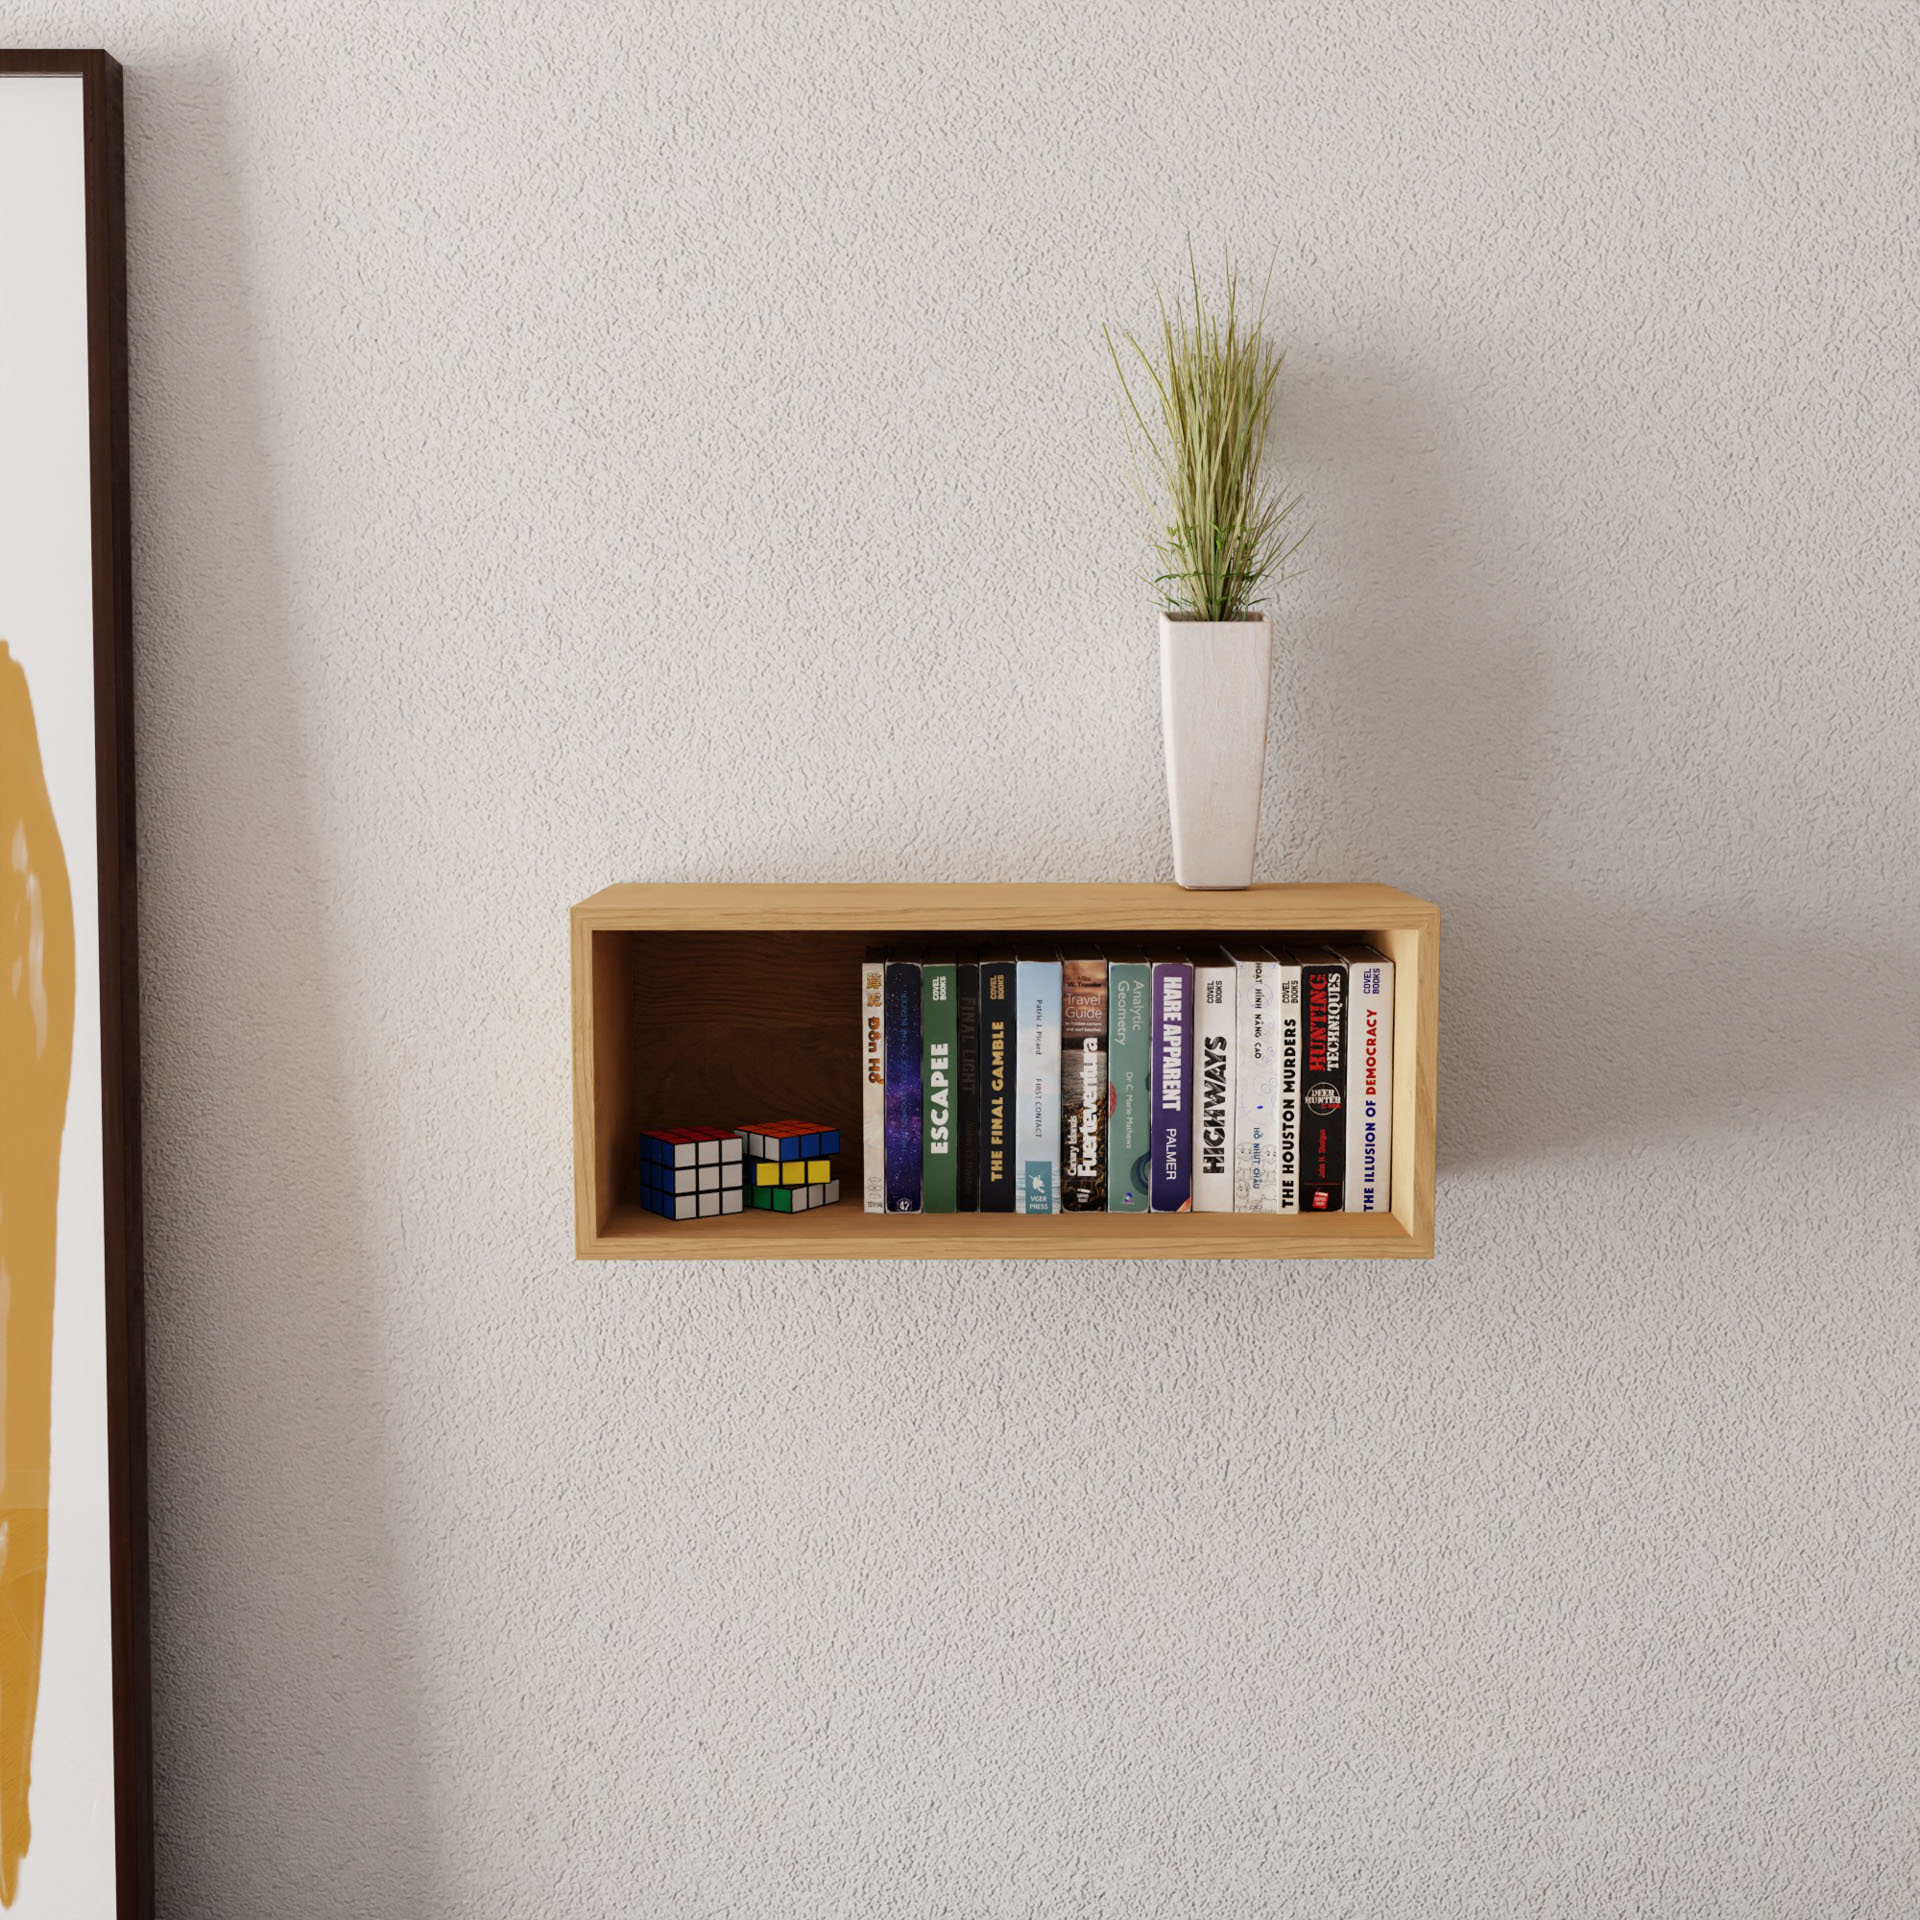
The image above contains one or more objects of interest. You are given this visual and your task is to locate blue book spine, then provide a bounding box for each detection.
[1150,959,1194,1213]
[1015,958,1062,1214]
[1105,961,1152,1213]
[883,959,923,1211]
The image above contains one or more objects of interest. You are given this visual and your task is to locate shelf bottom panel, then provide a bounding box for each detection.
[583,1203,1426,1262]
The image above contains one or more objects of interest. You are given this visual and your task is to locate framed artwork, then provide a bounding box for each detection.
[0,50,151,1920]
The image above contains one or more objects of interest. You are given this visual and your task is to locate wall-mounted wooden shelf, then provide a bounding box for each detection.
[571,883,1438,1260]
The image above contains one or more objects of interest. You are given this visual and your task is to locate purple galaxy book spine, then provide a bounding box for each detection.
[883,958,923,1211]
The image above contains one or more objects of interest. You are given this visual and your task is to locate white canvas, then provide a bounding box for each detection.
[0,71,119,1920]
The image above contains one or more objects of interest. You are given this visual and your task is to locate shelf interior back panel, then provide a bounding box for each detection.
[618,928,868,1218]
[588,922,1428,1241]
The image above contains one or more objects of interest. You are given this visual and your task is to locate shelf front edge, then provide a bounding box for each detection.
[580,1208,1429,1262]
[571,880,1440,934]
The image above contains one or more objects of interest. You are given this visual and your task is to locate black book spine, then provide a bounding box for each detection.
[978,957,1016,1211]
[1300,959,1347,1212]
[956,961,981,1210]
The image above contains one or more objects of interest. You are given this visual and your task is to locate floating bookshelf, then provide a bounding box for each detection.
[571,883,1438,1261]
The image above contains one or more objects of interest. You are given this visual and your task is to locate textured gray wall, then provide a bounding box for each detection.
[23,2,1920,1913]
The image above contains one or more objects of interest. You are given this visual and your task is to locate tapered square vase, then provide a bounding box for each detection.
[1159,612,1273,889]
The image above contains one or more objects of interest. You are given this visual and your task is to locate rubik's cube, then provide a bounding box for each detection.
[737,1121,842,1213]
[638,1126,744,1220]
[738,1121,840,1163]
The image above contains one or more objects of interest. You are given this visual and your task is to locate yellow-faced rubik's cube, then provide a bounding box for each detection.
[638,1126,745,1219]
[738,1121,842,1212]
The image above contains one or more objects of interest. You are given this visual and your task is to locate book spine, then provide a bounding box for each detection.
[1149,960,1194,1212]
[955,962,980,1211]
[1105,963,1151,1212]
[883,960,922,1212]
[1193,963,1236,1212]
[920,962,958,1212]
[978,959,1017,1212]
[1232,956,1276,1213]
[1300,959,1348,1212]
[1060,958,1108,1211]
[1015,959,1061,1214]
[1344,953,1394,1212]
[1274,960,1302,1214]
[862,957,886,1211]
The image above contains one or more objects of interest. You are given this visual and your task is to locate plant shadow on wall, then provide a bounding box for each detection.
[1269,356,1916,1174]
[131,61,440,1912]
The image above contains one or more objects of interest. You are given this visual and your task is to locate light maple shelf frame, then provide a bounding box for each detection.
[572,882,1438,1261]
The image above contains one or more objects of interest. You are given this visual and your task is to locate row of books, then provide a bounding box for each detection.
[859,943,1394,1214]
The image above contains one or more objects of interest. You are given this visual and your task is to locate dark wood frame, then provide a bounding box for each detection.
[0,48,151,1919]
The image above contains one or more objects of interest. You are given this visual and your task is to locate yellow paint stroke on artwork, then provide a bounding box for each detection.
[0,642,75,1906]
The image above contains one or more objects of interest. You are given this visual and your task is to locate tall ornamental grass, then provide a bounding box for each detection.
[1106,249,1307,620]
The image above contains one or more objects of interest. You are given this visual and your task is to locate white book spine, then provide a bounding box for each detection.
[1343,950,1395,1212]
[861,958,885,1211]
[1014,960,1062,1213]
[1231,953,1278,1212]
[1274,960,1303,1215]
[1193,961,1237,1212]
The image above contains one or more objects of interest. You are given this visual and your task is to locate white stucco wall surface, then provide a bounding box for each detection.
[13,2,1920,1913]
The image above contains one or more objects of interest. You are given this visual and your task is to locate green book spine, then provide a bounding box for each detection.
[1106,961,1152,1212]
[921,960,959,1212]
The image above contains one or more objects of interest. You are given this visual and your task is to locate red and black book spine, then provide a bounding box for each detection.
[1299,954,1347,1212]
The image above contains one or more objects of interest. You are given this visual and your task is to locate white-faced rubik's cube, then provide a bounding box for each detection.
[638,1126,745,1219]
[738,1120,842,1212]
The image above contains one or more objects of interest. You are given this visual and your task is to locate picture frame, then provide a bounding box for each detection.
[0,48,151,1920]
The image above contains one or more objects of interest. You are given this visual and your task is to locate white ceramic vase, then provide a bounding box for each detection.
[1159,612,1273,890]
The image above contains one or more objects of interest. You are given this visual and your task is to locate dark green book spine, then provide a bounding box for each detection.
[921,960,959,1212]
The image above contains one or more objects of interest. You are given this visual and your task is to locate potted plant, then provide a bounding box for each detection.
[1108,251,1306,889]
